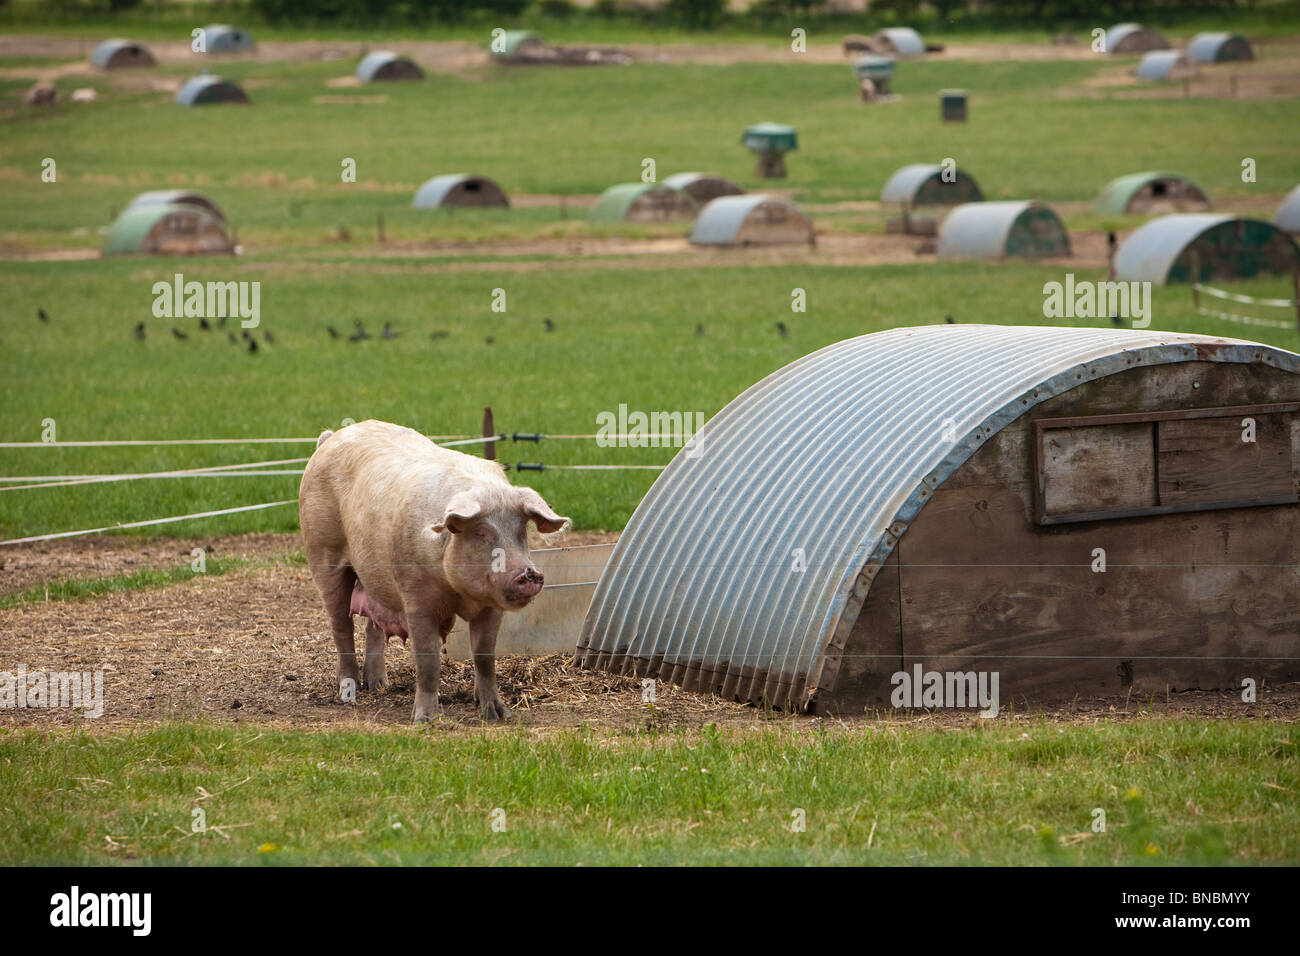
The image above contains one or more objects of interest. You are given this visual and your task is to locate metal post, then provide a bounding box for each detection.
[483,406,495,461]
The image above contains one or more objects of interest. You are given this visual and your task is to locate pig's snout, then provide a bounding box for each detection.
[507,567,544,603]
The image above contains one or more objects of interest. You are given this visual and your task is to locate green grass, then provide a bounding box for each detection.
[0,551,304,608]
[1,719,1293,865]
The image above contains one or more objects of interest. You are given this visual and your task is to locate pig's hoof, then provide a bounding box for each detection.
[476,693,512,722]
[412,703,442,723]
[362,671,390,693]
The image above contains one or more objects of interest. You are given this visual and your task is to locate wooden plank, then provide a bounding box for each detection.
[1040,421,1156,518]
[1158,412,1295,507]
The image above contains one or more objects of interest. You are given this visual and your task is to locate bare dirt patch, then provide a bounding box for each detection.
[1,544,1295,733]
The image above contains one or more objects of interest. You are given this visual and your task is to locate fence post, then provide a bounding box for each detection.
[483,406,495,461]
[1292,270,1300,331]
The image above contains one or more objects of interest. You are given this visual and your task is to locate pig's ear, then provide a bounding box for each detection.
[517,488,569,534]
[432,492,482,534]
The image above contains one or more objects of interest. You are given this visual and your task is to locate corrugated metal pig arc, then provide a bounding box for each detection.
[577,325,1299,711]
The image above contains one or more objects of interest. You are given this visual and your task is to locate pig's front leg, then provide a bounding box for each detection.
[408,610,450,723]
[469,607,510,721]
[362,619,389,692]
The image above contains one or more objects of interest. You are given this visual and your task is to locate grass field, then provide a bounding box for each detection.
[3,719,1295,865]
[2,19,1300,869]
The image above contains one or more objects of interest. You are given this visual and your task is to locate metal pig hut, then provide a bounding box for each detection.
[1104,23,1170,53]
[1136,50,1200,81]
[1094,172,1209,214]
[1114,214,1300,284]
[689,195,813,247]
[1277,186,1300,234]
[588,184,697,223]
[937,201,1070,260]
[881,163,984,235]
[125,190,226,222]
[357,51,423,82]
[203,25,257,54]
[103,204,233,256]
[577,325,1300,711]
[412,174,510,209]
[175,75,248,105]
[90,39,155,69]
[662,173,745,205]
[1187,32,1254,63]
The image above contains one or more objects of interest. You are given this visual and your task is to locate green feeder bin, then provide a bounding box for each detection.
[940,89,967,122]
[742,123,798,179]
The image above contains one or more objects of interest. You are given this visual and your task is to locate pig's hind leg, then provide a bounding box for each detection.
[469,607,511,721]
[362,619,390,692]
[408,610,452,723]
[312,563,361,699]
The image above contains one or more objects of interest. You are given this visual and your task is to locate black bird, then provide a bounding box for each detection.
[248,338,259,354]
[132,322,146,341]
[945,315,956,324]
[349,319,370,342]
[695,323,705,337]
[241,330,252,342]
[776,321,789,339]
[382,322,398,340]
[1107,231,1117,251]
[429,330,449,341]
[264,330,275,345]
[543,318,555,332]
[37,308,49,323]
[217,314,228,328]
[485,336,495,345]
[327,325,340,340]
[172,327,189,340]
[228,332,238,344]
[199,317,212,331]
[1110,314,1123,326]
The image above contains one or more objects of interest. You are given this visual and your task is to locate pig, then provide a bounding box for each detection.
[298,420,568,722]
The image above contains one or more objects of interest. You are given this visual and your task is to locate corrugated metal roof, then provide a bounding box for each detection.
[203,25,257,53]
[411,174,508,208]
[90,39,154,69]
[577,325,1299,710]
[1187,32,1251,62]
[174,75,248,105]
[689,194,809,245]
[125,190,226,222]
[588,183,694,221]
[874,27,924,56]
[1136,50,1196,80]
[937,200,1068,259]
[1277,185,1300,233]
[1094,171,1204,213]
[357,51,423,82]
[881,163,982,206]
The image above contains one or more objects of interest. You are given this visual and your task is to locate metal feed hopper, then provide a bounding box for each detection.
[412,175,509,209]
[1094,172,1209,214]
[881,163,983,234]
[357,51,423,82]
[937,201,1070,259]
[1187,32,1254,63]
[873,27,925,57]
[588,184,697,223]
[851,55,896,99]
[1114,214,1300,284]
[742,123,798,179]
[90,39,155,70]
[578,325,1300,711]
[103,204,233,256]
[689,195,813,247]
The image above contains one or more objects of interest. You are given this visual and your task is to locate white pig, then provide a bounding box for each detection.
[298,420,568,722]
